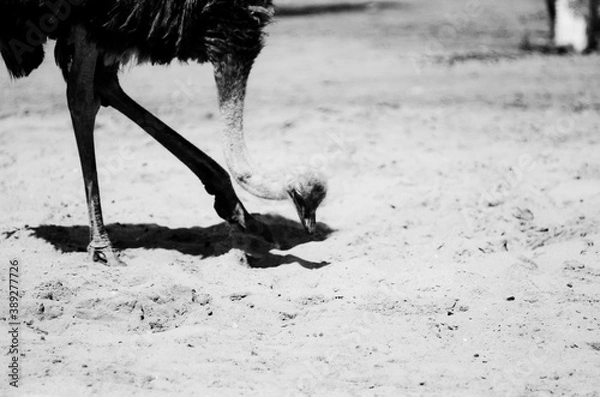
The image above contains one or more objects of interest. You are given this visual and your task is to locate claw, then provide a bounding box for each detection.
[245,215,275,245]
[229,202,276,244]
[88,244,126,266]
[229,213,277,258]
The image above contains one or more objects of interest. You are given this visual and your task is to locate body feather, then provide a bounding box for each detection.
[0,0,273,78]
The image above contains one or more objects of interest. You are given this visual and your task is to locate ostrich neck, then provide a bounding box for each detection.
[219,94,289,201]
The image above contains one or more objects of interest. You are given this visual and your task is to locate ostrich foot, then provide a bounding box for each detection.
[244,214,275,244]
[87,243,126,266]
[230,230,273,258]
[230,214,277,258]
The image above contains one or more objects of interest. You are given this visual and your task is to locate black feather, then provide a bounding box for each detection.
[0,0,273,78]
[0,1,48,78]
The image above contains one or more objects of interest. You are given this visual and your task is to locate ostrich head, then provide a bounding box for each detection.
[214,63,327,236]
[286,170,327,234]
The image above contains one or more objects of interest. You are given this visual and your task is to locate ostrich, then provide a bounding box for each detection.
[546,0,598,52]
[0,0,327,266]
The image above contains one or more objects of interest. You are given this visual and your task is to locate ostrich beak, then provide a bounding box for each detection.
[289,190,317,234]
[301,210,317,235]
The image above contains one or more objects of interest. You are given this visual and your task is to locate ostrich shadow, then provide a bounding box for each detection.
[31,214,334,269]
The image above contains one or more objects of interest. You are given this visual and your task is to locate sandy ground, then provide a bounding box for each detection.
[1,0,600,395]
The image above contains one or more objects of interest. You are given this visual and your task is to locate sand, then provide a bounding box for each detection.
[1,0,599,395]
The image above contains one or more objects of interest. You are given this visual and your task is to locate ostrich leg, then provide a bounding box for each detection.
[65,28,124,266]
[94,67,273,245]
